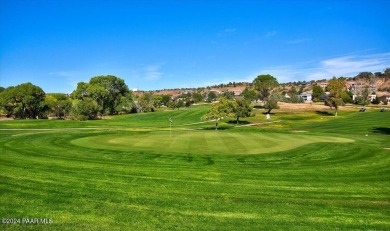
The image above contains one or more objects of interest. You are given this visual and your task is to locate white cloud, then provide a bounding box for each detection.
[320,53,390,76]
[254,52,390,83]
[144,64,163,81]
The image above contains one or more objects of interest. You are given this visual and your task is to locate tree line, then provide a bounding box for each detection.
[1,69,388,120]
[0,76,134,120]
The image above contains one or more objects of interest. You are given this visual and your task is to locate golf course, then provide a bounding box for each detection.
[0,105,389,230]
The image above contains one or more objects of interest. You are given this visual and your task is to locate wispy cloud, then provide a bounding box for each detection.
[253,52,390,83]
[144,64,163,81]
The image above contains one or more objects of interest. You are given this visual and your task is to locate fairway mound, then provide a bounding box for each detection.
[71,130,353,155]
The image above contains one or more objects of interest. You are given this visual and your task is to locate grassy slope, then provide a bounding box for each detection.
[0,107,389,230]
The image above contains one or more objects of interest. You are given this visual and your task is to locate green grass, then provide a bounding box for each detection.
[0,107,389,230]
[71,130,352,155]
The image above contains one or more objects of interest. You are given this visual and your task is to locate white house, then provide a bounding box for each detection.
[299,92,312,102]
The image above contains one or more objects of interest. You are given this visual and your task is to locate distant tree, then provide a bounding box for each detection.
[152,95,163,108]
[360,86,370,106]
[233,98,252,124]
[383,68,390,76]
[252,74,279,101]
[264,96,279,114]
[139,92,155,112]
[203,97,235,130]
[115,92,134,114]
[161,94,172,106]
[192,92,204,103]
[71,98,100,120]
[45,93,72,119]
[242,87,257,102]
[0,87,5,93]
[168,101,176,110]
[88,84,109,116]
[185,97,192,108]
[176,99,184,110]
[326,77,345,116]
[207,91,218,102]
[88,75,130,115]
[289,86,302,103]
[0,83,46,119]
[71,82,89,99]
[222,91,235,100]
[356,72,373,79]
[298,86,304,94]
[71,76,130,115]
[312,85,324,102]
[371,96,381,105]
[374,72,383,77]
[342,90,353,104]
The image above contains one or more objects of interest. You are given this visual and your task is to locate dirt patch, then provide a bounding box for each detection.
[275,102,358,113]
[0,117,13,121]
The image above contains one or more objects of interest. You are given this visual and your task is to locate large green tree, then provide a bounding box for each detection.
[71,98,100,121]
[233,98,252,124]
[264,96,280,114]
[326,77,345,116]
[138,92,155,112]
[241,87,257,102]
[71,76,130,115]
[45,93,72,119]
[252,74,279,101]
[0,82,46,119]
[203,97,235,130]
[312,85,324,102]
[89,75,130,115]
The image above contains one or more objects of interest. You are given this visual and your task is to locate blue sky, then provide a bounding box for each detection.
[1,0,390,93]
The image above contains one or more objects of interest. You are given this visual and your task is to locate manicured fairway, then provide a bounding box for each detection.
[0,108,389,230]
[72,130,353,155]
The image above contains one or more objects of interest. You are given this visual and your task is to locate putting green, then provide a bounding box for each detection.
[72,130,353,155]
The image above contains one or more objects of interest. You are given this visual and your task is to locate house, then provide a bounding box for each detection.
[299,91,312,102]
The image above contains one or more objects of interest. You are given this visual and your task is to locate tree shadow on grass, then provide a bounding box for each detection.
[226,120,250,125]
[201,126,231,130]
[315,110,334,116]
[372,127,390,135]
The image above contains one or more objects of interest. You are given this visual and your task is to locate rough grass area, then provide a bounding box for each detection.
[0,107,389,230]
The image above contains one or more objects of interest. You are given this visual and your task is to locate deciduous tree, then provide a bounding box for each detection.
[312,85,324,102]
[264,96,279,114]
[203,97,235,130]
[45,93,72,119]
[326,77,345,116]
[233,98,252,124]
[252,74,279,101]
[0,83,46,119]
